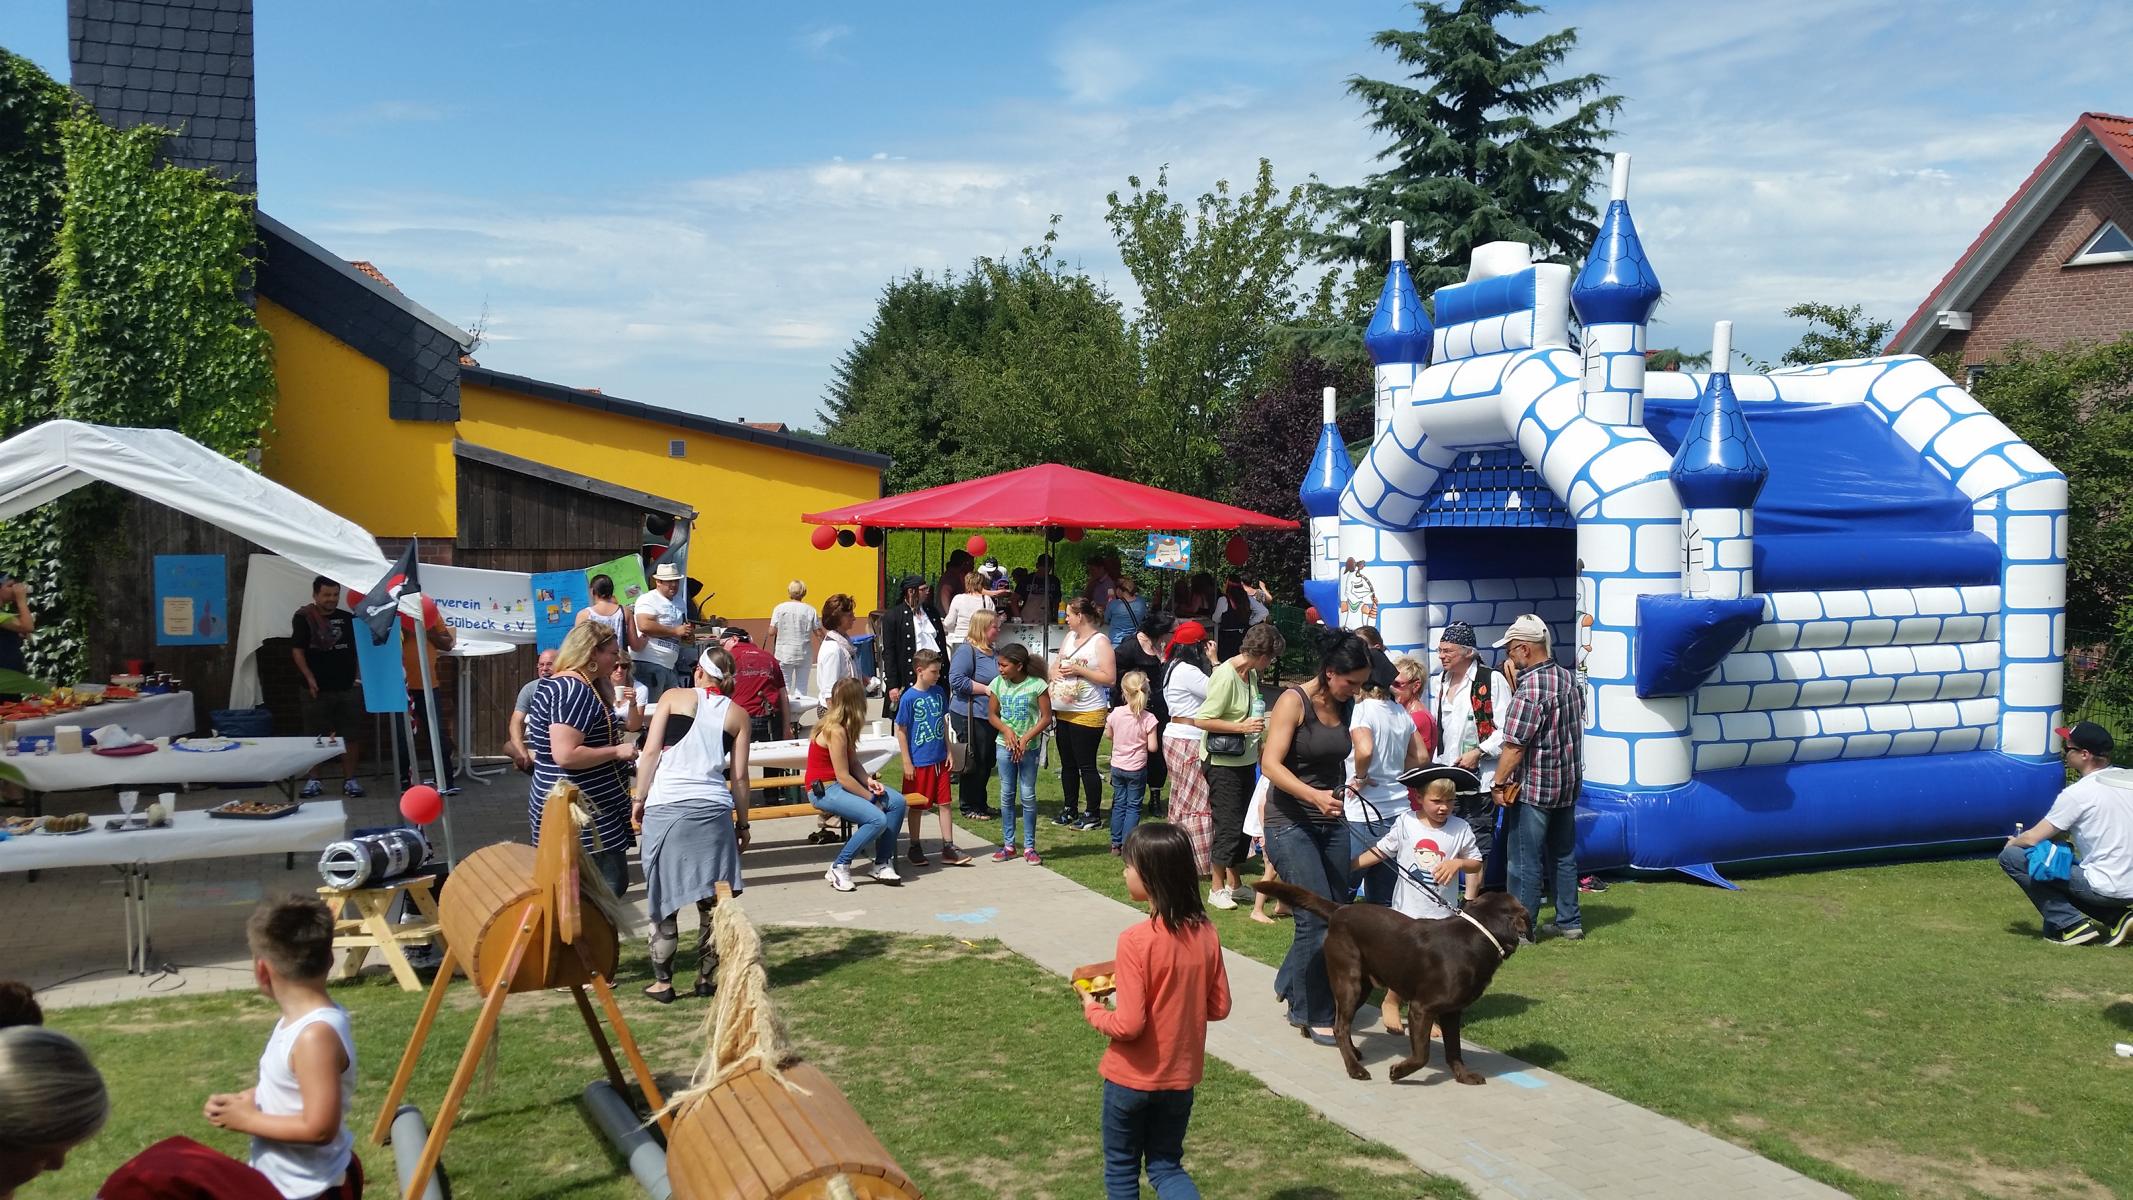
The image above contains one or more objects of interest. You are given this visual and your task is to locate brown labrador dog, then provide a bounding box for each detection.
[1256,883,1528,1085]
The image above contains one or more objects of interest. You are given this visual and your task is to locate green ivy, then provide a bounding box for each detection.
[0,50,276,682]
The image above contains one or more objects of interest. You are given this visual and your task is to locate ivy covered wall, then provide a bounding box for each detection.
[0,49,275,680]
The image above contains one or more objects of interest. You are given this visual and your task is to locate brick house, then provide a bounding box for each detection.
[1887,111,2133,373]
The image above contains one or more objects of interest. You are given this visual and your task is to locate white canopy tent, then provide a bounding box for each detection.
[0,420,393,591]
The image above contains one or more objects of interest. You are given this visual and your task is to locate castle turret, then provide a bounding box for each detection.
[1571,153,1663,427]
[1669,321,1769,600]
[1300,386,1352,620]
[1364,221,1432,437]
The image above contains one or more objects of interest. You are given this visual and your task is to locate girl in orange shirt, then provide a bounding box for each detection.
[1083,822,1232,1199]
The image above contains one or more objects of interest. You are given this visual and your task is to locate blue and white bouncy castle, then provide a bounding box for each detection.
[1310,153,2068,884]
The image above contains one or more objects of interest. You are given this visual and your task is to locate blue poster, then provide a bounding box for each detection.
[532,570,592,653]
[153,554,227,645]
[1144,533,1192,572]
[354,616,409,714]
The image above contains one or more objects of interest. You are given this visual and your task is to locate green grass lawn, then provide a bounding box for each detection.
[32,927,1460,1200]
[969,758,2133,1199]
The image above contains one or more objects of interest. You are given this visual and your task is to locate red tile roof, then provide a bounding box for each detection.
[347,260,399,292]
[1888,112,2133,354]
[743,420,789,433]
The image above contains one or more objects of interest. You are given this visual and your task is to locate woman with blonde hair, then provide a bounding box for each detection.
[0,1025,108,1197]
[631,645,751,1002]
[769,580,821,702]
[527,620,638,895]
[804,677,908,892]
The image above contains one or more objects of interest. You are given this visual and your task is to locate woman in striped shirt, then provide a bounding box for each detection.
[527,620,640,897]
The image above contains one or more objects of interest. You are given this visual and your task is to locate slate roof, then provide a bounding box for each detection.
[459,365,890,471]
[253,213,473,422]
[67,0,256,188]
[1889,111,2133,355]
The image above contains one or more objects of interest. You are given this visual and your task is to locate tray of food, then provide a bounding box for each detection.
[209,799,298,820]
[39,812,92,835]
[174,736,239,753]
[1071,959,1118,1000]
[2,815,42,836]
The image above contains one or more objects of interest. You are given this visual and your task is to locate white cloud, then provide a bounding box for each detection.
[284,1,2133,422]
[796,23,852,58]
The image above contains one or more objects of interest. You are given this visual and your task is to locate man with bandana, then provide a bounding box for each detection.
[1430,620,1509,865]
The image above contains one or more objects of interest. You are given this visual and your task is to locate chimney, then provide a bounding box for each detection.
[67,0,256,191]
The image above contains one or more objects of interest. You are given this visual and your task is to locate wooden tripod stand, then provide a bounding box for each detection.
[370,787,670,1200]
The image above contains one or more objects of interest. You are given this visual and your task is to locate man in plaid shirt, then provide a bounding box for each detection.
[1491,614,1586,942]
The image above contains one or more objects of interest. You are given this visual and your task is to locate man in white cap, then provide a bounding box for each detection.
[1492,614,1585,942]
[633,562,690,696]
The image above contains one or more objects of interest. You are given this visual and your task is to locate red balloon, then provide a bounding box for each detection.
[810,525,837,550]
[400,784,443,825]
[1064,527,1085,543]
[966,535,988,557]
[1224,535,1249,566]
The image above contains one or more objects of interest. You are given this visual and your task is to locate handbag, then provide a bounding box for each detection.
[1205,731,1247,757]
[946,707,968,775]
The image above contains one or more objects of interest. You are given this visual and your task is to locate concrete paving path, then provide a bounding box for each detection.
[10,783,1842,1200]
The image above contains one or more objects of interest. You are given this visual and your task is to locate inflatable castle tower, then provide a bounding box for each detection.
[1314,153,2071,883]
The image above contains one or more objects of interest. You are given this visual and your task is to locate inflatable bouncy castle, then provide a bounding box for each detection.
[1304,154,2068,884]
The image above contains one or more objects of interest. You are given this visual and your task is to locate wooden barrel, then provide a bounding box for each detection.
[437,842,618,994]
[666,1062,921,1200]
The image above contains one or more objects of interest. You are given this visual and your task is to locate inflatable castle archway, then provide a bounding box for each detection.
[1302,154,2068,884]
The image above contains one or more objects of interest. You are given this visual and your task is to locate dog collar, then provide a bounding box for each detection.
[1458,909,1508,959]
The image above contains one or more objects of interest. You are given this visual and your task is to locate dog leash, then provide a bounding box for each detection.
[1353,788,1504,956]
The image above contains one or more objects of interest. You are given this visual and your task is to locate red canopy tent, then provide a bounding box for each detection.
[801,463,1298,530]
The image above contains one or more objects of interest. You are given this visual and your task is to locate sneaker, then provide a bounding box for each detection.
[992,846,1018,862]
[2050,919,2101,946]
[2108,910,2133,948]
[939,845,973,866]
[1052,810,1079,827]
[908,843,929,868]
[1073,814,1105,832]
[826,864,855,893]
[300,779,323,799]
[341,779,366,798]
[1578,874,1608,893]
[977,806,1002,820]
[1544,923,1586,941]
[1024,849,1043,865]
[870,863,903,885]
[1208,888,1238,911]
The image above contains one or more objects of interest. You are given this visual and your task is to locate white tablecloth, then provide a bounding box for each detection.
[0,801,347,874]
[752,735,897,774]
[10,691,196,741]
[7,737,346,794]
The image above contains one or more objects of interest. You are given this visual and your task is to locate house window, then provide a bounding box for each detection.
[1965,365,1990,388]
[2066,220,2133,266]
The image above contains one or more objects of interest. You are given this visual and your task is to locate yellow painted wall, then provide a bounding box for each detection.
[258,297,457,538]
[457,382,881,620]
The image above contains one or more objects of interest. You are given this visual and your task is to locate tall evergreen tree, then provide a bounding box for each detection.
[1310,0,1622,300]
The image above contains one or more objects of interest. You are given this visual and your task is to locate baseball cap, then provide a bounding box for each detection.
[1491,614,1550,648]
[1168,620,1209,655]
[98,1137,283,1200]
[2056,721,2114,755]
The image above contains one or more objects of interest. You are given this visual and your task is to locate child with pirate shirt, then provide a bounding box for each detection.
[1353,769,1482,921]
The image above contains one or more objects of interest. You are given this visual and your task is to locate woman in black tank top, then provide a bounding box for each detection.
[1260,631,1376,1039]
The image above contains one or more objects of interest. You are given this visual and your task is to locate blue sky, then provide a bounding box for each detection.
[4,1,2129,427]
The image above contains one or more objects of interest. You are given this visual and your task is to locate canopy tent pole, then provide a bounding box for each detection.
[410,536,457,868]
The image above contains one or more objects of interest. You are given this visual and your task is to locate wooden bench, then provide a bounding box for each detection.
[664,882,920,1200]
[319,874,443,992]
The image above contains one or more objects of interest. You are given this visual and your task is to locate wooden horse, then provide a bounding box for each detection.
[370,783,668,1200]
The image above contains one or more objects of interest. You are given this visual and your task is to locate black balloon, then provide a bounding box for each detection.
[836,529,857,547]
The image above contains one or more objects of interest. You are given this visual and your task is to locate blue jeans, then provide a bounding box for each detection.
[1347,814,1396,906]
[1998,843,2131,933]
[1265,820,1352,1028]
[1505,802,1579,931]
[1110,767,1147,847]
[999,743,1042,850]
[632,659,681,699]
[1101,1080,1198,1199]
[587,845,629,897]
[810,782,906,867]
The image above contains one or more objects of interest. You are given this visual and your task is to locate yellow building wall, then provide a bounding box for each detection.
[257,297,457,539]
[456,382,881,620]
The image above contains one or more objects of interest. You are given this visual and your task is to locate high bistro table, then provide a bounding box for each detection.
[8,689,197,743]
[444,638,517,786]
[0,800,349,973]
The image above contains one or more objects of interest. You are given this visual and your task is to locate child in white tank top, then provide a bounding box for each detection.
[204,895,359,1199]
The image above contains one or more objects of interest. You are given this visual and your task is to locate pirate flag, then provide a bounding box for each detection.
[359,542,420,646]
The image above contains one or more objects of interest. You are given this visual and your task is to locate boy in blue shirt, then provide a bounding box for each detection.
[898,650,970,866]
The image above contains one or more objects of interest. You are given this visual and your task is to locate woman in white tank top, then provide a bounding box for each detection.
[632,647,752,1000]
